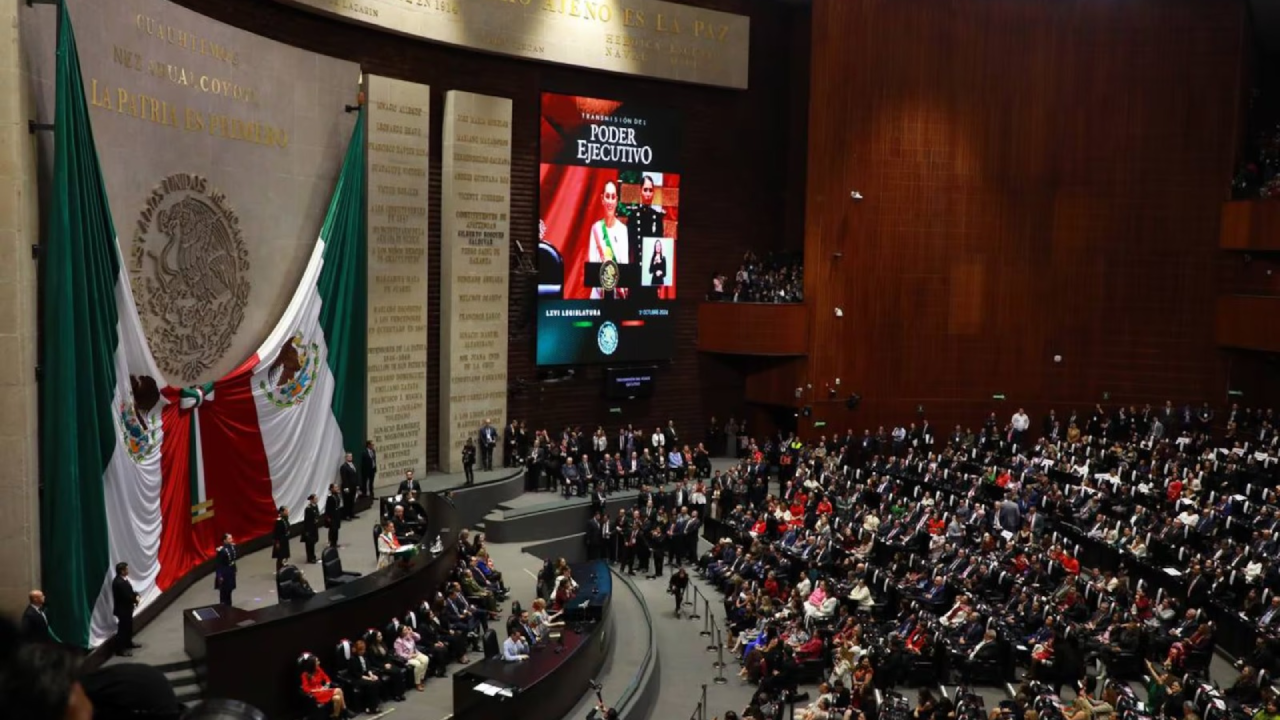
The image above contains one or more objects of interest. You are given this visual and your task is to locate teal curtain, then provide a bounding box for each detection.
[317,109,368,455]
[39,0,120,648]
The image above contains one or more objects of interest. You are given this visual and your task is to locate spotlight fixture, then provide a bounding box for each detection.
[834,307,844,317]
[850,191,864,201]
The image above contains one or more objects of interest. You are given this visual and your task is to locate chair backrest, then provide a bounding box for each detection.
[322,556,341,581]
[278,565,301,584]
[280,580,304,601]
[483,629,500,659]
[322,547,344,575]
[335,639,352,662]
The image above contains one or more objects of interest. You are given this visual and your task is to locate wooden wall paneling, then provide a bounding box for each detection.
[742,357,806,407]
[1216,295,1280,352]
[1222,349,1280,410]
[1221,201,1280,251]
[1218,251,1280,295]
[803,0,1246,435]
[171,0,806,468]
[697,302,808,355]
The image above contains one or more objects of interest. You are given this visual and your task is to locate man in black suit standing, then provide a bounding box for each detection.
[215,534,237,607]
[112,562,140,656]
[504,420,519,468]
[463,439,477,486]
[21,590,55,643]
[398,469,422,496]
[479,419,498,472]
[340,452,359,520]
[303,493,321,563]
[585,512,604,560]
[325,483,343,549]
[362,440,378,497]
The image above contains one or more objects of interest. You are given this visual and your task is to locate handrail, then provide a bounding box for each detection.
[610,566,658,715]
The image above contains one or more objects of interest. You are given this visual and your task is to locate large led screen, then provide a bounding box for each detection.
[537,93,682,365]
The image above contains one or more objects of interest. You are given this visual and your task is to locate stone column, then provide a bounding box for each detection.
[0,0,44,615]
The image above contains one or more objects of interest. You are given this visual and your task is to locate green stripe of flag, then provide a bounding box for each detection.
[39,1,120,648]
[317,108,368,453]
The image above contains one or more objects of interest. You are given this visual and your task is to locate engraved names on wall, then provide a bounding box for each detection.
[366,76,430,479]
[439,91,512,473]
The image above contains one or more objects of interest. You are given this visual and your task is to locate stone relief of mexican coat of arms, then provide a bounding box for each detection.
[130,173,251,382]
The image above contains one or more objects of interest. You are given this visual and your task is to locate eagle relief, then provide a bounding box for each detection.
[130,173,251,381]
[119,375,162,463]
[260,331,320,408]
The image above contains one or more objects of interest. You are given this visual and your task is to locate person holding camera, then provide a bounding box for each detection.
[668,565,689,617]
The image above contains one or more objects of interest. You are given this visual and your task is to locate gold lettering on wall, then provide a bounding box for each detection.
[269,0,750,89]
[366,76,431,479]
[88,78,287,147]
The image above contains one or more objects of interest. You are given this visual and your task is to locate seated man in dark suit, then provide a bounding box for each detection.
[345,639,390,712]
[390,505,421,543]
[958,629,1002,676]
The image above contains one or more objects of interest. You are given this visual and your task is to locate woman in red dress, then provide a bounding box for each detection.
[300,655,347,718]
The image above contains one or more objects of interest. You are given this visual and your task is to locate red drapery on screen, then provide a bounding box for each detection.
[540,164,622,300]
[155,365,275,590]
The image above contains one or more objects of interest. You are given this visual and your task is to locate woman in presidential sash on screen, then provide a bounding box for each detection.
[588,180,630,299]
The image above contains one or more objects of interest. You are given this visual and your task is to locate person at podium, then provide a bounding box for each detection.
[376,520,401,570]
[588,180,629,299]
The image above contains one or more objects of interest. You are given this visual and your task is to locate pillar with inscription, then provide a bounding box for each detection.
[0,0,42,615]
[439,91,512,474]
[365,76,430,482]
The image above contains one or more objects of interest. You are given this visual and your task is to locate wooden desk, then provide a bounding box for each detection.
[183,493,458,718]
[451,561,612,720]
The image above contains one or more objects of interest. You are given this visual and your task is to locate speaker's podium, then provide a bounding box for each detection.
[583,261,641,296]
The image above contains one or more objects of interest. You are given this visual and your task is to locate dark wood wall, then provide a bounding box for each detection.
[802,0,1249,436]
[173,0,808,468]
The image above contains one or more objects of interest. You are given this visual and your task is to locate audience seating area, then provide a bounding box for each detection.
[709,251,803,303]
[294,530,516,718]
[684,403,1280,720]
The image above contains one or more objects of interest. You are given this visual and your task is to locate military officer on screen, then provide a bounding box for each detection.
[629,175,665,301]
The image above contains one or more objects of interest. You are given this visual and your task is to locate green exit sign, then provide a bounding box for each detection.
[1102,391,1110,401]
[992,394,1006,400]
[1228,390,1244,397]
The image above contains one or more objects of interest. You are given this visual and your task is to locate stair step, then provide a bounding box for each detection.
[152,659,196,674]
[174,687,204,704]
[168,672,201,689]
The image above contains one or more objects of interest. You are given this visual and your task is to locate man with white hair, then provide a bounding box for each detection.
[21,589,56,643]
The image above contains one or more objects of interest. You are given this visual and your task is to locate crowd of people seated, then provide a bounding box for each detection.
[709,251,803,303]
[516,420,717,497]
[687,402,1280,720]
[295,529,512,717]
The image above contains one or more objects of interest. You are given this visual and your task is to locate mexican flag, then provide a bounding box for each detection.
[41,2,366,648]
[152,114,367,595]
